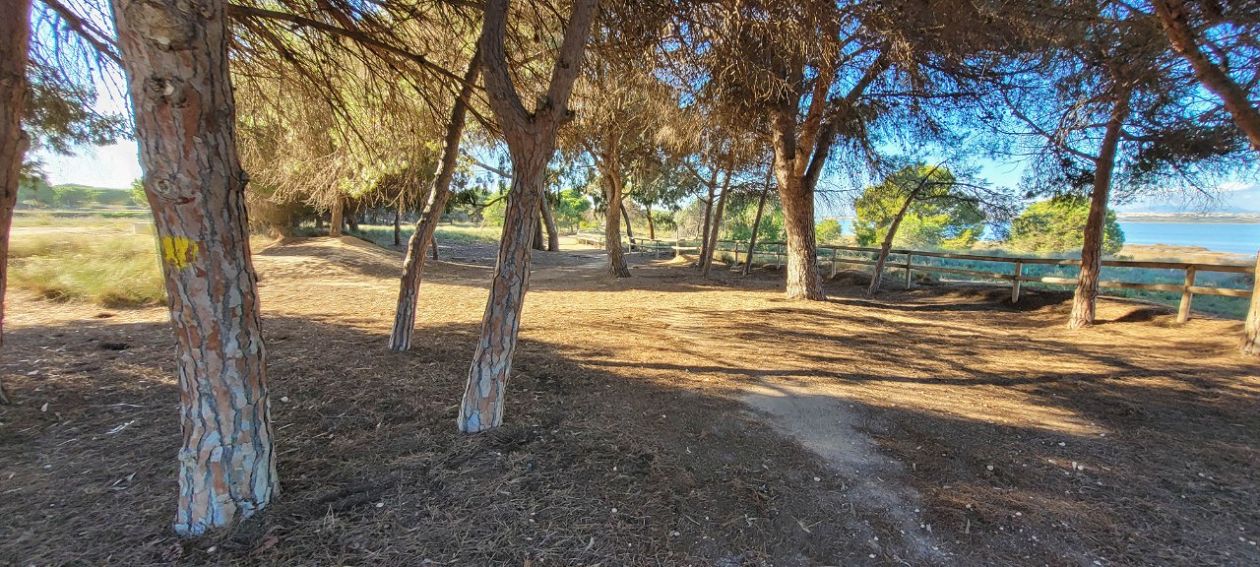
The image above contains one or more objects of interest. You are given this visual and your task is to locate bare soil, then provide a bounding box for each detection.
[1,236,1257,566]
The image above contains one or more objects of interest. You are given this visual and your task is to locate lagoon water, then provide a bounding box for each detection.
[1118,221,1260,256]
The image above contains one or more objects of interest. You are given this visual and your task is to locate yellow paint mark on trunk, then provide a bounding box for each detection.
[161,236,198,268]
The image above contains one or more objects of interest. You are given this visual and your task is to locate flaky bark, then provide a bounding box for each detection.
[389,52,481,351]
[1154,0,1260,152]
[620,202,636,251]
[112,0,276,535]
[1243,254,1260,357]
[743,181,769,276]
[698,173,716,265]
[459,0,596,433]
[329,198,344,237]
[540,192,559,251]
[700,167,731,278]
[645,202,654,240]
[1069,90,1130,329]
[0,0,32,405]
[600,145,630,277]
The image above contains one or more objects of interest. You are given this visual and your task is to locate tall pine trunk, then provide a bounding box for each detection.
[868,165,939,296]
[112,0,276,535]
[329,198,344,237]
[0,0,32,405]
[645,202,654,240]
[540,192,560,251]
[389,53,480,351]
[1069,91,1129,329]
[392,208,401,246]
[602,154,630,277]
[459,0,595,432]
[698,178,715,265]
[775,171,825,300]
[701,168,731,277]
[620,202,636,251]
[743,182,769,276]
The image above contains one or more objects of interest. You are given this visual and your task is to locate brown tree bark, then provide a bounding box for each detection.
[1069,90,1130,329]
[698,175,716,265]
[1243,253,1260,357]
[0,0,32,405]
[112,0,276,535]
[329,197,344,237]
[700,168,731,278]
[620,201,636,251]
[645,202,654,240]
[459,0,596,433]
[392,208,401,246]
[1154,0,1260,152]
[388,53,480,351]
[532,209,545,250]
[600,142,631,277]
[540,192,560,251]
[743,181,770,276]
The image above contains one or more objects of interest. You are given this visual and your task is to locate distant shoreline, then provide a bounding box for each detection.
[1116,213,1260,224]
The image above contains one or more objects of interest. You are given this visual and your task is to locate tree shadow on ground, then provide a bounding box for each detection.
[0,314,938,566]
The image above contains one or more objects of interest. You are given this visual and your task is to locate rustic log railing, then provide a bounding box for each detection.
[572,232,1256,323]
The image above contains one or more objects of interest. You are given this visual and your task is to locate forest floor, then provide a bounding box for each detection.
[1,235,1257,566]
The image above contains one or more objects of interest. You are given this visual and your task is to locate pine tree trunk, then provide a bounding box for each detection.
[620,202,636,252]
[645,202,654,240]
[112,0,276,536]
[346,206,359,232]
[743,184,769,276]
[540,192,560,251]
[392,208,401,246]
[698,181,715,265]
[776,171,825,300]
[0,0,32,405]
[701,170,731,278]
[1069,91,1130,329]
[389,53,480,351]
[329,198,344,237]
[532,209,545,250]
[460,0,595,432]
[1242,253,1260,357]
[602,161,630,278]
[461,150,548,432]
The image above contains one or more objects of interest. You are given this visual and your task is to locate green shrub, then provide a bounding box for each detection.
[1008,196,1124,255]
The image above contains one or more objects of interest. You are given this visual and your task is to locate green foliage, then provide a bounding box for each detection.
[724,197,784,242]
[1007,196,1125,255]
[130,179,148,207]
[553,189,591,231]
[9,232,165,307]
[815,218,842,244]
[17,182,141,210]
[853,165,986,250]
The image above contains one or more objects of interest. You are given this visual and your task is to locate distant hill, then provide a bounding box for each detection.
[1117,184,1260,214]
[18,182,140,209]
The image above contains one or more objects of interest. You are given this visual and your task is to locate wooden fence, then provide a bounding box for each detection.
[573,232,1256,322]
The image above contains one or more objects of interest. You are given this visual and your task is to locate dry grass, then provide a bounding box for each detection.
[0,236,1256,566]
[8,232,165,307]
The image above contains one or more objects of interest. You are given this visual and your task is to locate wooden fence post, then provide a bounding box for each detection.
[1177,266,1197,323]
[1012,261,1023,304]
[830,248,838,278]
[904,253,913,289]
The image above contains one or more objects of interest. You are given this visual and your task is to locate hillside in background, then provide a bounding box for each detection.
[17,181,139,210]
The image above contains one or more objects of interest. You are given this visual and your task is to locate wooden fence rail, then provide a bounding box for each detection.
[573,232,1256,322]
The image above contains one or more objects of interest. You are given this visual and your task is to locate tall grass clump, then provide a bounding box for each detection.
[9,233,165,307]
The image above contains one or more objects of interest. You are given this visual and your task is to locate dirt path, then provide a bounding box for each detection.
[2,236,1257,566]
